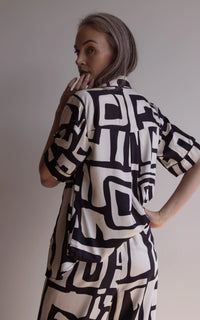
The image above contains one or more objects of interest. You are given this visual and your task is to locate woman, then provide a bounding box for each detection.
[38,12,200,320]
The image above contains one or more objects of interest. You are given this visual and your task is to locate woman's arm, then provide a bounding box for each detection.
[39,74,94,188]
[39,110,62,188]
[145,158,200,228]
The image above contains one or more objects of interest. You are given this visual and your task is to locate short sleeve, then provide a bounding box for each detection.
[154,105,200,176]
[44,94,91,182]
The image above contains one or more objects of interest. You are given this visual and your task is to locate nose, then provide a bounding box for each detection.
[75,52,86,67]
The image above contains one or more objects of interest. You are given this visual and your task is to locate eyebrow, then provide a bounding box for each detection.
[74,39,98,49]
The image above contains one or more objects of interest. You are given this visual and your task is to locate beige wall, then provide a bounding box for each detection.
[1,0,200,319]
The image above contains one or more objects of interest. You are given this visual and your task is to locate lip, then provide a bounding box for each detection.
[79,70,89,76]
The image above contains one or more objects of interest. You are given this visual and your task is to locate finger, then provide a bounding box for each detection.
[80,73,91,89]
[74,74,86,91]
[67,77,78,90]
[87,78,94,89]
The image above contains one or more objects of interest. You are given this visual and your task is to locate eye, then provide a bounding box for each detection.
[74,49,79,56]
[87,47,95,55]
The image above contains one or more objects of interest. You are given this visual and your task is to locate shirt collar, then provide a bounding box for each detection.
[100,76,132,89]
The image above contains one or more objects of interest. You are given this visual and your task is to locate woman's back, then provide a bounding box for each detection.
[44,76,200,270]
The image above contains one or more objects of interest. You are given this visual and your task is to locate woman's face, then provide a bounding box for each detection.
[74,25,114,81]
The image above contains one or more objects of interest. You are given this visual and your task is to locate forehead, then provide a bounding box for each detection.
[75,25,108,46]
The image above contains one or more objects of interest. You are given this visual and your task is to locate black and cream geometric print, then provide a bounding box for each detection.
[44,78,200,276]
[38,227,158,320]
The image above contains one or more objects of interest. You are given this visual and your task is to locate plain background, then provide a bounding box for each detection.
[1,0,200,319]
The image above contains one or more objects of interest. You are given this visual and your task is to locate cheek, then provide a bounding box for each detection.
[104,52,114,67]
[99,54,114,70]
[89,51,114,77]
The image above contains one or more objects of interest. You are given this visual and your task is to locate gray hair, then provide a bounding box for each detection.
[78,12,138,87]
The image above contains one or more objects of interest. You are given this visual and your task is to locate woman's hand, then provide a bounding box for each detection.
[145,158,200,228]
[58,73,94,113]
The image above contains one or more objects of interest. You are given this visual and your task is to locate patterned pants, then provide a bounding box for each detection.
[37,226,158,320]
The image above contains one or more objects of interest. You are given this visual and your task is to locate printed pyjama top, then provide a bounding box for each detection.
[44,77,200,279]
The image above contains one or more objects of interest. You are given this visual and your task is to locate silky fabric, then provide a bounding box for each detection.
[38,226,158,320]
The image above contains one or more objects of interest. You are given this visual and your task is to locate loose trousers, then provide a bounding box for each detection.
[37,226,158,320]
